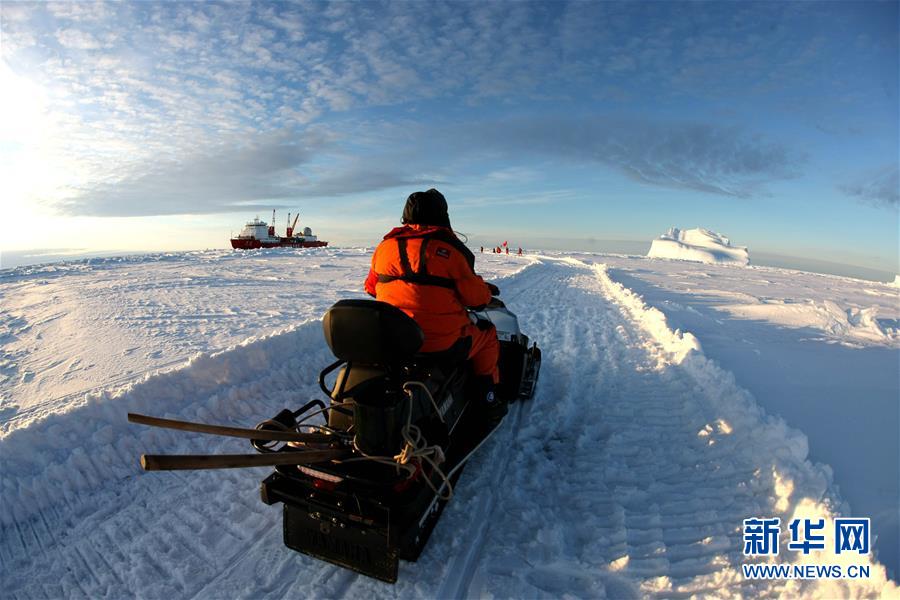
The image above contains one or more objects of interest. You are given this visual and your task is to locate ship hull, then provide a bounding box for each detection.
[231,239,329,249]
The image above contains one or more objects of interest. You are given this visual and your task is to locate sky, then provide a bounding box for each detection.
[1,1,898,273]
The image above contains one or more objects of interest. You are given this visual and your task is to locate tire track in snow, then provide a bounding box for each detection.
[440,257,894,598]
[0,321,334,599]
[2,256,895,598]
[428,260,553,599]
[434,400,531,600]
[188,519,281,599]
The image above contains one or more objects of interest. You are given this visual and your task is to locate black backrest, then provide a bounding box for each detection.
[322,299,424,365]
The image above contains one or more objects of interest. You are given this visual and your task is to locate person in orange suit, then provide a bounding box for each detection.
[364,189,506,427]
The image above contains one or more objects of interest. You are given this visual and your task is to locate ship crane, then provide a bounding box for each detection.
[287,212,300,238]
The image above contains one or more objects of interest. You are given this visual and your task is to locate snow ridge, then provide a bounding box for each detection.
[0,318,328,528]
[587,260,896,597]
[0,318,338,597]
[723,300,898,346]
[589,262,703,364]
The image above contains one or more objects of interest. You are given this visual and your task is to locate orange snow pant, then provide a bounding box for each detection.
[465,322,500,384]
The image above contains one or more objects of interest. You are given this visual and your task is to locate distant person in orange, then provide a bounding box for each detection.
[364,189,506,426]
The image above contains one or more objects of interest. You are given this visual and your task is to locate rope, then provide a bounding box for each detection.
[294,400,353,429]
[402,381,445,423]
[342,381,454,500]
[255,401,353,451]
[334,380,503,503]
[394,383,453,500]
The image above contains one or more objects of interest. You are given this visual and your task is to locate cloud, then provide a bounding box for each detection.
[46,2,113,22]
[53,113,802,217]
[56,28,102,50]
[1,1,890,221]
[459,116,801,198]
[5,1,891,132]
[301,163,431,198]
[839,164,899,208]
[54,132,322,216]
[455,189,577,208]
[52,129,436,217]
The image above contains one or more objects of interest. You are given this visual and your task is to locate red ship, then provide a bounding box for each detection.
[231,210,328,249]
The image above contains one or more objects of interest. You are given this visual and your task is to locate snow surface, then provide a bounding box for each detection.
[571,251,900,580]
[1,248,897,598]
[648,227,750,265]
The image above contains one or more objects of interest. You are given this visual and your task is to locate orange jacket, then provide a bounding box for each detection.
[364,225,491,352]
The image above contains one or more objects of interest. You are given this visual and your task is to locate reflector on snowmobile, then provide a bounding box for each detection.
[299,465,344,483]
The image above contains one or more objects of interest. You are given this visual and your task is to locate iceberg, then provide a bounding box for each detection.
[648,227,750,265]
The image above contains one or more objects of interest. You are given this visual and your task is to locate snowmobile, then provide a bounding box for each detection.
[129,295,540,583]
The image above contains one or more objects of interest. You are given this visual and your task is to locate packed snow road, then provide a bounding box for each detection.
[0,255,894,598]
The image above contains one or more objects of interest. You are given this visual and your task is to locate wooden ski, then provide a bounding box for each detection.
[127,412,337,443]
[140,448,350,471]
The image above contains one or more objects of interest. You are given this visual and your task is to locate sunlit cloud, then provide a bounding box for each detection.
[55,131,327,216]
[0,0,896,261]
[56,28,103,50]
[455,117,801,198]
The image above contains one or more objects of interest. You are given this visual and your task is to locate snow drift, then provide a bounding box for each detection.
[648,227,750,265]
[722,300,898,346]
[2,250,897,597]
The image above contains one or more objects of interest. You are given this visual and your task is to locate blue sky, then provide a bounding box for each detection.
[1,1,897,272]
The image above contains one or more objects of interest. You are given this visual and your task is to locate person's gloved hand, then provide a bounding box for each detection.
[486,282,500,296]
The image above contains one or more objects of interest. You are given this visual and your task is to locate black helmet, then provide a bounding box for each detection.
[401,188,450,228]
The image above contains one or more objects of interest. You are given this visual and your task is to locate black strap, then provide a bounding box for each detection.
[417,238,429,275]
[376,236,456,289]
[397,238,413,276]
[388,229,476,272]
[376,273,456,288]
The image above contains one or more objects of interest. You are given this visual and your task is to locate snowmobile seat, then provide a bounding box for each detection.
[323,299,424,366]
[323,299,470,373]
[413,336,471,370]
